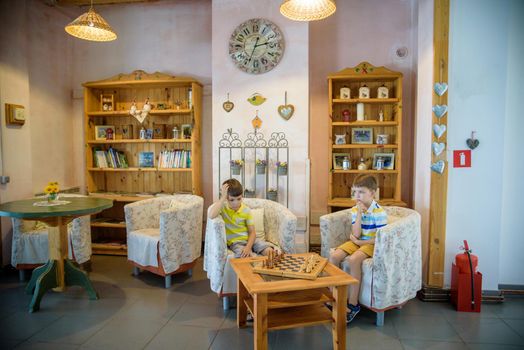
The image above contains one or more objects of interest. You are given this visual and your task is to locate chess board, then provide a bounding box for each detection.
[252,254,328,280]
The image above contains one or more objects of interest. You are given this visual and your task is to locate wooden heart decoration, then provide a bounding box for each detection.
[432,142,446,156]
[278,104,295,120]
[434,82,448,96]
[432,104,448,118]
[223,101,234,113]
[431,160,446,174]
[467,138,479,149]
[433,124,447,139]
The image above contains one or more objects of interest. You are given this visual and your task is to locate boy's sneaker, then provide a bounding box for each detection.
[346,304,360,324]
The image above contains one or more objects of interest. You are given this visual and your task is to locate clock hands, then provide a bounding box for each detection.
[254,41,268,48]
[248,37,259,62]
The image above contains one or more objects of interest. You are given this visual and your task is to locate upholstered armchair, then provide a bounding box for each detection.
[203,198,297,309]
[11,193,92,281]
[320,206,421,326]
[124,194,203,288]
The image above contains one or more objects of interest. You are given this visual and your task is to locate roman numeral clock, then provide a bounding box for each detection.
[229,18,285,74]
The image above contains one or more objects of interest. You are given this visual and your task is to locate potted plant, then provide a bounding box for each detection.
[276,161,288,176]
[230,159,243,175]
[44,181,60,202]
[266,188,278,202]
[244,188,256,198]
[255,159,267,174]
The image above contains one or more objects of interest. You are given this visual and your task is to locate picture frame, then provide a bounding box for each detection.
[181,124,192,139]
[5,103,26,126]
[351,127,373,144]
[332,153,351,170]
[95,125,115,140]
[121,124,133,139]
[372,152,395,170]
[138,151,155,168]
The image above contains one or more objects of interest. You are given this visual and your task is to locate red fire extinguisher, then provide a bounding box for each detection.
[451,240,482,312]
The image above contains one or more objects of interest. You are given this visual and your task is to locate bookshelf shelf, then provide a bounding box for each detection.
[332,98,399,104]
[332,144,398,149]
[88,139,192,144]
[87,167,192,172]
[87,109,191,117]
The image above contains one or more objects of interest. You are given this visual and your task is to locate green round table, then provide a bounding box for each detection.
[0,196,113,312]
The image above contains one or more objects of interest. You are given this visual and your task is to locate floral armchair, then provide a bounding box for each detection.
[320,206,421,326]
[203,198,297,309]
[124,194,203,288]
[11,193,91,280]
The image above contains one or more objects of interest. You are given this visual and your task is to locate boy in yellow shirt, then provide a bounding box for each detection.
[209,179,276,257]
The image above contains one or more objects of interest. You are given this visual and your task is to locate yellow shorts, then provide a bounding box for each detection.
[338,241,374,257]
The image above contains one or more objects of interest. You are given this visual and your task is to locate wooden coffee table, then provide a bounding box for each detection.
[230,253,357,350]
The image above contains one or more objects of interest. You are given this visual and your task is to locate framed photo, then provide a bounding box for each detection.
[332,153,350,170]
[95,125,115,140]
[181,124,192,139]
[351,127,373,144]
[5,103,26,126]
[138,151,155,168]
[372,153,395,170]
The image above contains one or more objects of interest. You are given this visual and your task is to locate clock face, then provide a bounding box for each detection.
[229,18,285,74]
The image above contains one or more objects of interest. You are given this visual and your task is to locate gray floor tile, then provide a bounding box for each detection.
[402,339,469,350]
[171,302,228,328]
[145,324,218,350]
[273,325,336,350]
[451,317,524,346]
[442,304,500,323]
[0,339,21,350]
[466,343,524,350]
[504,318,524,338]
[0,311,63,341]
[491,299,524,319]
[13,341,79,350]
[348,321,401,349]
[393,314,462,341]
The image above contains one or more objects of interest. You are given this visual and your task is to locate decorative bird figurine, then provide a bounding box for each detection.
[247,93,267,106]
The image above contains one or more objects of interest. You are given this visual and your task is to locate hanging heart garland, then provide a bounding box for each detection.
[430,160,446,174]
[129,99,151,124]
[433,124,447,139]
[434,82,448,96]
[432,104,448,118]
[466,131,479,149]
[432,142,446,156]
[222,93,234,113]
[278,91,295,121]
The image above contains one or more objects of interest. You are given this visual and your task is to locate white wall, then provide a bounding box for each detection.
[211,2,309,224]
[445,0,523,290]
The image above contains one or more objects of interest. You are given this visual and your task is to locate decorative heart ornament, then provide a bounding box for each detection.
[223,101,234,112]
[432,105,448,118]
[434,82,448,96]
[432,142,446,156]
[467,138,479,149]
[431,160,446,174]
[433,124,447,139]
[278,104,295,120]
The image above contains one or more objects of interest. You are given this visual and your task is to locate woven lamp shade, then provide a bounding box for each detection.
[280,0,336,21]
[65,7,117,42]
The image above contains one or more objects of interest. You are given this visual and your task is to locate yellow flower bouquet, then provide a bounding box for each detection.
[44,181,60,202]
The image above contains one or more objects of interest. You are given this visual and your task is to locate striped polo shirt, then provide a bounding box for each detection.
[351,200,388,240]
[220,203,254,245]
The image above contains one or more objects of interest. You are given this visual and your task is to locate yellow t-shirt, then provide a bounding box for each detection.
[220,203,254,245]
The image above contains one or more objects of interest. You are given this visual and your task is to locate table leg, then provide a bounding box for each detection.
[332,285,348,350]
[29,260,58,313]
[237,278,248,327]
[254,293,268,350]
[48,222,68,291]
[25,261,51,295]
[65,260,99,300]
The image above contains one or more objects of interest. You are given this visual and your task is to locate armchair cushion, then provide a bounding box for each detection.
[251,208,265,240]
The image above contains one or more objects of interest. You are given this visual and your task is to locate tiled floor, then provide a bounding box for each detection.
[0,255,523,350]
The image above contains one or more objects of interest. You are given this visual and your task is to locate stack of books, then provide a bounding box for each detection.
[93,148,129,168]
[158,149,191,168]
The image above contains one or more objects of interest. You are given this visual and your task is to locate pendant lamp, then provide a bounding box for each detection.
[280,0,336,21]
[65,1,117,42]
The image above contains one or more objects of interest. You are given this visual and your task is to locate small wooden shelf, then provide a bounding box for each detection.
[91,222,126,228]
[332,144,398,149]
[332,121,398,127]
[88,167,192,172]
[328,197,406,208]
[332,98,399,104]
[92,242,127,256]
[88,139,191,144]
[89,193,155,202]
[87,109,191,117]
[332,169,399,174]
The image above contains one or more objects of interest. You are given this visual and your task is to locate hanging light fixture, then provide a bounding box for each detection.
[65,0,117,42]
[280,0,336,21]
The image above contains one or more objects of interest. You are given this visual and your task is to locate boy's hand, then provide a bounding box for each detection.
[220,183,229,202]
[350,234,361,245]
[356,200,366,213]
[240,245,252,258]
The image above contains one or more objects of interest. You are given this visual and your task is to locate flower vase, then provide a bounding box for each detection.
[256,164,266,175]
[230,165,241,175]
[47,193,58,203]
[277,166,288,176]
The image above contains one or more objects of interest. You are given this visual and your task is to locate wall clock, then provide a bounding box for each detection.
[229,18,285,74]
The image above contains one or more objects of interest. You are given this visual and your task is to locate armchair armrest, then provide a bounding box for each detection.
[371,210,422,308]
[319,209,352,258]
[273,207,297,254]
[124,198,161,233]
[203,216,228,293]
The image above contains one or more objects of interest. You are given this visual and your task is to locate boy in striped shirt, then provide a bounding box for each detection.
[208,179,275,258]
[329,174,388,323]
